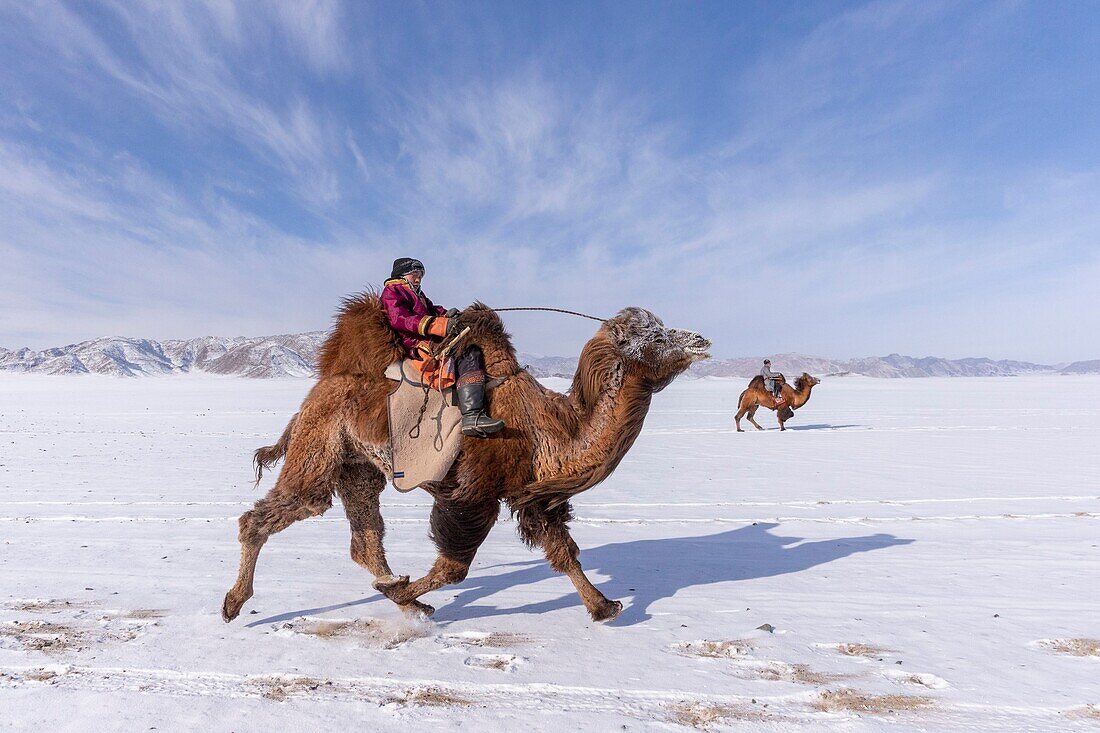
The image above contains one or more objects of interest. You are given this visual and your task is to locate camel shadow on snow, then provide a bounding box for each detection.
[247,522,911,628]
[439,522,913,626]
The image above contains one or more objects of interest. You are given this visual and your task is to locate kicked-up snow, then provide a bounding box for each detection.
[1,373,1098,731]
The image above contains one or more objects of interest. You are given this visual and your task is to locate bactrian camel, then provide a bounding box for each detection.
[221,296,711,623]
[734,373,821,432]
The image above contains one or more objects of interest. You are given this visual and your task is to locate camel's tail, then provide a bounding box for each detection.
[253,413,298,485]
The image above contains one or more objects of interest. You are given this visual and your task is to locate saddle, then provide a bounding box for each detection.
[384,360,464,492]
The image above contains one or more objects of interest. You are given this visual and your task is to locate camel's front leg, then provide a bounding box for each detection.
[335,463,433,616]
[518,503,621,622]
[374,497,499,609]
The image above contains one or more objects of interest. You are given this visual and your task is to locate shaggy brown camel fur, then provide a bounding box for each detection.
[734,373,821,432]
[221,296,710,623]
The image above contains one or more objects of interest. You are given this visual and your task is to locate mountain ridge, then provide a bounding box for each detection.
[1,335,1094,378]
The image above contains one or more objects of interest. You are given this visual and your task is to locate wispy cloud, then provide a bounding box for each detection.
[1,0,1097,361]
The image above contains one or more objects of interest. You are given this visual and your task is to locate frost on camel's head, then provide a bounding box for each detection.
[604,307,711,391]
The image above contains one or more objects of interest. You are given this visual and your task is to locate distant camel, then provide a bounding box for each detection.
[221,296,710,623]
[735,373,820,432]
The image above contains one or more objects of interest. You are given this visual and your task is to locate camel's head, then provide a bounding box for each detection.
[795,373,821,389]
[605,307,711,391]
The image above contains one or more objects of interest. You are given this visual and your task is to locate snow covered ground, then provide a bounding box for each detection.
[1,373,1098,731]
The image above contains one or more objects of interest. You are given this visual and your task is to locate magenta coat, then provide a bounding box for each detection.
[380,278,446,355]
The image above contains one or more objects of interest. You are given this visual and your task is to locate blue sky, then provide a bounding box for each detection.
[1,1,1097,361]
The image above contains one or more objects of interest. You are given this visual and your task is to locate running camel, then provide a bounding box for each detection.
[221,296,711,623]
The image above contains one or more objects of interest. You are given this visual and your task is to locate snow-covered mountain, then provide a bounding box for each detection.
[1059,359,1100,375]
[0,335,1078,379]
[0,334,325,378]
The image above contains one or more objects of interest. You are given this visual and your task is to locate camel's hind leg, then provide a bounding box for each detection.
[221,484,333,622]
[374,497,499,609]
[222,392,343,623]
[518,502,621,622]
[747,406,765,431]
[335,461,433,616]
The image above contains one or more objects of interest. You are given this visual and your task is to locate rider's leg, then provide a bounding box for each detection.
[455,345,505,437]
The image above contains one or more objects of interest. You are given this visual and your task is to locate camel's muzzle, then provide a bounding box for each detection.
[682,333,711,361]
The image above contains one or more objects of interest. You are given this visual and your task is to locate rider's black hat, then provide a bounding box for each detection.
[390,258,425,279]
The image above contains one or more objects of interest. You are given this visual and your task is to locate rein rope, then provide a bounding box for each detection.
[492,306,606,322]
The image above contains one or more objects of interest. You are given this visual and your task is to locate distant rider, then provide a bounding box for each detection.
[760,359,783,400]
[381,257,505,437]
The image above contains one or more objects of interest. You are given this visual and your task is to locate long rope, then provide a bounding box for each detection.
[492,306,606,322]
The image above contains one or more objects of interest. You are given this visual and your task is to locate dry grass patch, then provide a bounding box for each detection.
[252,676,324,701]
[385,687,472,707]
[25,668,60,682]
[452,631,531,648]
[1066,704,1100,720]
[671,639,753,659]
[1040,638,1100,657]
[760,663,848,685]
[4,599,97,614]
[814,688,932,715]
[670,702,778,729]
[121,609,166,620]
[835,643,892,658]
[464,654,519,672]
[0,667,62,683]
[0,619,141,653]
[0,620,86,652]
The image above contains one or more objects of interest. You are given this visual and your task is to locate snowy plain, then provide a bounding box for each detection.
[1,373,1098,731]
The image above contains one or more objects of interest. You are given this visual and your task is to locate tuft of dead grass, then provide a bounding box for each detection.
[671,639,753,659]
[835,643,892,658]
[814,688,932,714]
[1040,638,1100,657]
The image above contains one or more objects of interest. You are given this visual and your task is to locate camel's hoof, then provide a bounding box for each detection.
[590,599,623,623]
[401,600,435,618]
[736,428,744,433]
[221,593,244,623]
[372,575,410,597]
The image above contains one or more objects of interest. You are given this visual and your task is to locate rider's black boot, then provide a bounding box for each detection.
[457,380,505,437]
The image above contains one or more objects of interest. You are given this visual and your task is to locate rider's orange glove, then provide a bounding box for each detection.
[425,317,449,338]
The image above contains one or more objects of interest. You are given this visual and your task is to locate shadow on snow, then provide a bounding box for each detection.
[782,423,862,431]
[246,522,911,627]
[440,521,912,626]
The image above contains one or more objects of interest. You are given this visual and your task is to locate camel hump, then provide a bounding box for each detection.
[316,295,518,380]
[316,292,404,378]
[747,374,765,389]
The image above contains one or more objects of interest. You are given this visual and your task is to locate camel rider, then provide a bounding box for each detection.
[760,359,783,400]
[381,257,505,438]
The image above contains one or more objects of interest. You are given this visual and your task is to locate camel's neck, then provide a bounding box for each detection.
[533,361,652,485]
[790,381,815,408]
